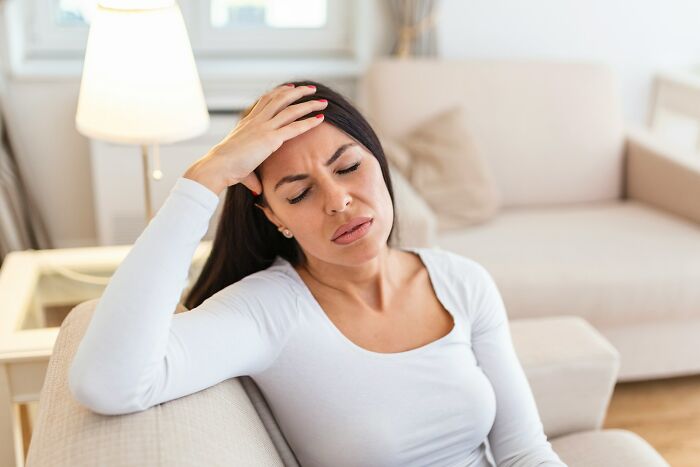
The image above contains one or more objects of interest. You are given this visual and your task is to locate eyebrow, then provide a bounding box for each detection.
[273,142,357,192]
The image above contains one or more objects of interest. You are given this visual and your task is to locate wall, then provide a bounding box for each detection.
[4,80,94,247]
[437,0,700,125]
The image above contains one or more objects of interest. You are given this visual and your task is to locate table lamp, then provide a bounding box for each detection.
[75,0,209,222]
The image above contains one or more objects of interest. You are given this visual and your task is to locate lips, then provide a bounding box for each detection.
[331,216,373,241]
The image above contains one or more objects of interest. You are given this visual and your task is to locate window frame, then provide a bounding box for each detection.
[22,0,356,60]
[2,0,373,107]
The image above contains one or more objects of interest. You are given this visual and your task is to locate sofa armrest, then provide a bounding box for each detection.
[625,125,700,226]
[509,316,620,439]
[26,299,284,467]
[387,162,437,248]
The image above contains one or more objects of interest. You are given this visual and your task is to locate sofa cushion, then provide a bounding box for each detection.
[385,161,438,247]
[551,429,669,466]
[435,199,700,328]
[402,105,501,230]
[359,59,626,207]
[509,316,619,439]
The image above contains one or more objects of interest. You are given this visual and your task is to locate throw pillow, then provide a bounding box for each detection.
[381,106,501,230]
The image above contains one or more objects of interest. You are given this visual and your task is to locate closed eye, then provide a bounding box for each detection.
[288,162,361,204]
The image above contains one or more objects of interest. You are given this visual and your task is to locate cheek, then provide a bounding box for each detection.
[367,166,391,204]
[286,204,326,239]
[360,166,394,227]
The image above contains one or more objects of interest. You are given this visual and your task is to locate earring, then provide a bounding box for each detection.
[278,226,293,238]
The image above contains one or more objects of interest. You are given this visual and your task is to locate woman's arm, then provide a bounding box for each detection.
[467,261,568,467]
[68,176,298,416]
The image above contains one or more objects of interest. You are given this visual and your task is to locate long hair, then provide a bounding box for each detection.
[183,79,398,310]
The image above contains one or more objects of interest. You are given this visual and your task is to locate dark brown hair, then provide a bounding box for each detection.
[183,79,399,310]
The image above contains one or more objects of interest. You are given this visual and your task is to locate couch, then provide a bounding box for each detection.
[357,58,700,382]
[26,298,668,466]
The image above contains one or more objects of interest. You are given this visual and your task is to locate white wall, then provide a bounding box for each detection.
[4,79,96,247]
[437,0,700,125]
[3,0,700,248]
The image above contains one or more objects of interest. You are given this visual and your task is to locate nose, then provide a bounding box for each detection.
[325,182,351,214]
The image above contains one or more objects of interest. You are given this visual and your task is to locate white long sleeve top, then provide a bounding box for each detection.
[69,176,567,467]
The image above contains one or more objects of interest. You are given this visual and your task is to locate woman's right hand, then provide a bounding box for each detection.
[183,83,328,197]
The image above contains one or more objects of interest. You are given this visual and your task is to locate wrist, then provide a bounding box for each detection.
[183,162,226,197]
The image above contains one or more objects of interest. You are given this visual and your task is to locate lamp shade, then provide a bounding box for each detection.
[75,0,209,144]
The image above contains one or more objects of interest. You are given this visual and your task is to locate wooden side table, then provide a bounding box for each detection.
[0,242,212,467]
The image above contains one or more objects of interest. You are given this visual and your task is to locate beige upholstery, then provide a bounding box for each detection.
[357,58,626,208]
[432,198,700,382]
[508,316,619,439]
[387,105,502,230]
[625,125,700,226]
[27,298,668,466]
[434,200,700,326]
[358,58,700,382]
[551,429,670,467]
[386,162,438,248]
[26,300,285,467]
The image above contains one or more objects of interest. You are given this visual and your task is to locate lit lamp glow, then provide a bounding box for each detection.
[75,0,209,222]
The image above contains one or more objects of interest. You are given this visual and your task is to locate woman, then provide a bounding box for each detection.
[69,81,567,466]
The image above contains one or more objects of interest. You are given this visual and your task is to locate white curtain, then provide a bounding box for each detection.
[388,0,441,57]
[0,94,53,267]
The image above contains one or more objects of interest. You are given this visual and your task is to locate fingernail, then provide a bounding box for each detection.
[286,84,295,87]
[252,190,259,196]
[316,114,324,119]
[306,85,316,89]
[318,99,327,102]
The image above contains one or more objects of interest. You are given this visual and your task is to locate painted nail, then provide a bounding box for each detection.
[307,85,316,89]
[316,114,324,119]
[286,84,295,87]
[318,99,327,102]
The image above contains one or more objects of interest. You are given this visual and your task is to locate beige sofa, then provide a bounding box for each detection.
[26,299,668,466]
[357,58,700,383]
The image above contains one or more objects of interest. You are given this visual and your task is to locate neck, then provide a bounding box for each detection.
[299,245,401,313]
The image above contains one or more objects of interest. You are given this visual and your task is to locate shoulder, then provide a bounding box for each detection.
[414,247,501,321]
[206,261,301,316]
[414,246,490,283]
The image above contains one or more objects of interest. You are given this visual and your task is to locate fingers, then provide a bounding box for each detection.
[273,113,325,142]
[234,83,323,197]
[244,83,293,118]
[268,98,328,129]
[239,172,262,197]
[255,84,318,122]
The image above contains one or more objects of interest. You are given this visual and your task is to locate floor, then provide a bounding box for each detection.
[604,373,700,466]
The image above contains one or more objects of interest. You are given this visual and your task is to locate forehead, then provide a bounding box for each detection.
[260,122,357,175]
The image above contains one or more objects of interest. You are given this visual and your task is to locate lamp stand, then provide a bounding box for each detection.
[141,144,153,222]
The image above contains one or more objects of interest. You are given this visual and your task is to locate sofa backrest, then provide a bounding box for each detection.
[357,58,626,208]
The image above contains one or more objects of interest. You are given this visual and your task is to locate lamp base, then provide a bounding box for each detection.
[141,144,153,222]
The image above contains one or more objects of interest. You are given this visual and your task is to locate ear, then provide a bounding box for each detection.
[254,202,284,230]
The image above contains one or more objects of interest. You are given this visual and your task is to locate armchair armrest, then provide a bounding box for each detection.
[387,162,438,248]
[26,299,284,467]
[625,125,700,226]
[509,316,620,439]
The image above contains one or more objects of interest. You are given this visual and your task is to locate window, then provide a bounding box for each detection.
[24,0,353,59]
[56,0,96,25]
[210,0,326,29]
